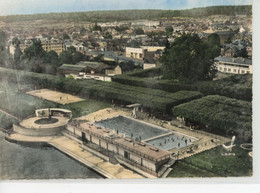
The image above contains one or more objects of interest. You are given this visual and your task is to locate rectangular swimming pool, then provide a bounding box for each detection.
[94,116,168,140]
[145,133,197,151]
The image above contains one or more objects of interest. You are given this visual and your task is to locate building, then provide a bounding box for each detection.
[41,39,65,54]
[105,65,122,75]
[67,120,173,177]
[125,47,145,60]
[57,61,110,75]
[214,56,252,74]
[20,39,65,54]
[125,46,165,61]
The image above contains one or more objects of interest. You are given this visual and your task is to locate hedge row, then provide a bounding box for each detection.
[112,73,252,101]
[0,67,202,115]
[126,67,161,78]
[112,75,198,93]
[172,95,252,134]
[197,74,252,101]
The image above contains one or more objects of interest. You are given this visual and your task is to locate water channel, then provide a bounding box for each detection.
[0,131,103,180]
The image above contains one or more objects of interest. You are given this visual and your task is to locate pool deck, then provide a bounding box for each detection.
[6,107,230,179]
[77,107,230,160]
[5,133,144,179]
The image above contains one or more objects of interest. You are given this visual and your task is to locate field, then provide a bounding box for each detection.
[0,111,19,130]
[27,89,85,105]
[63,100,111,118]
[0,82,111,121]
[167,145,252,177]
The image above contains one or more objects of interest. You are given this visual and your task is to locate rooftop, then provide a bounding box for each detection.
[78,121,171,162]
[214,56,252,65]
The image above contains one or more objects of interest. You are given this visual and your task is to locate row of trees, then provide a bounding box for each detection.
[11,38,88,74]
[0,6,251,23]
[0,67,202,116]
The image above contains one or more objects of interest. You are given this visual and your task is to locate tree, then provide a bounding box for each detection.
[236,47,248,58]
[61,33,70,40]
[160,33,217,83]
[206,33,221,59]
[103,32,112,39]
[11,37,22,65]
[92,23,102,31]
[134,28,144,35]
[22,39,46,59]
[59,46,85,64]
[0,31,8,66]
[165,26,173,36]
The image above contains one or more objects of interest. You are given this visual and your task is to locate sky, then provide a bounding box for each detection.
[0,0,252,16]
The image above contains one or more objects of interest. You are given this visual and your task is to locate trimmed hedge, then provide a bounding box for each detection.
[112,73,252,101]
[0,67,202,115]
[172,95,252,136]
[126,67,161,78]
[197,74,252,101]
[112,75,198,93]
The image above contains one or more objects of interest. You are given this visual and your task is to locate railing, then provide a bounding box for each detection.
[79,127,170,162]
[115,154,158,177]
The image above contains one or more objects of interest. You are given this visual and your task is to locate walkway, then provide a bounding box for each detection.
[0,108,20,120]
[6,133,144,179]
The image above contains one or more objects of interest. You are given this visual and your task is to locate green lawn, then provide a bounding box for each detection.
[167,161,216,178]
[0,82,111,119]
[0,111,19,130]
[63,100,111,118]
[167,145,252,178]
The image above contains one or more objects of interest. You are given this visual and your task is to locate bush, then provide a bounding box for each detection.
[0,67,202,116]
[172,95,252,138]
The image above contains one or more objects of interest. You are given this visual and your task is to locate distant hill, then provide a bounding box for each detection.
[0,5,252,23]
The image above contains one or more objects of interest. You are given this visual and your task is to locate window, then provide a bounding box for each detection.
[224,68,227,72]
[228,68,231,72]
[241,70,245,73]
[247,71,250,74]
[219,67,222,71]
[233,69,236,73]
[124,151,130,159]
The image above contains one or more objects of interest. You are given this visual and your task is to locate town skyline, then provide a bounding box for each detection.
[0,0,252,16]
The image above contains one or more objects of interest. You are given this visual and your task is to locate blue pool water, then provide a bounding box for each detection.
[146,133,196,151]
[95,116,168,140]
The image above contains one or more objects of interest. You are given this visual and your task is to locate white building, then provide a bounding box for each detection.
[214,56,252,74]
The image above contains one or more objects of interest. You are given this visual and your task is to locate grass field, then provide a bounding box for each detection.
[0,111,19,130]
[167,145,252,178]
[63,100,111,118]
[0,82,111,119]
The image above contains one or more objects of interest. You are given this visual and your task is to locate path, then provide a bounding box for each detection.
[0,108,20,120]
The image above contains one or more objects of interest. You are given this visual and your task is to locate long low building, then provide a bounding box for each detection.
[214,56,252,74]
[67,120,173,177]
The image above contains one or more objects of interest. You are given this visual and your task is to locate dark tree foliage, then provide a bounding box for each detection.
[134,28,144,35]
[160,33,218,83]
[59,46,85,64]
[92,23,102,31]
[172,95,252,140]
[0,6,251,23]
[22,39,46,59]
[61,33,70,40]
[0,31,8,66]
[165,26,173,35]
[235,47,248,58]
[103,31,112,39]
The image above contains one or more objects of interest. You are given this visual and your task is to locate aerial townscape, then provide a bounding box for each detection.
[0,3,253,180]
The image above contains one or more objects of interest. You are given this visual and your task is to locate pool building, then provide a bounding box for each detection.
[66,116,198,177]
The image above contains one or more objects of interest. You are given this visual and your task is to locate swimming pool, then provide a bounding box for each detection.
[145,133,197,151]
[94,116,168,140]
